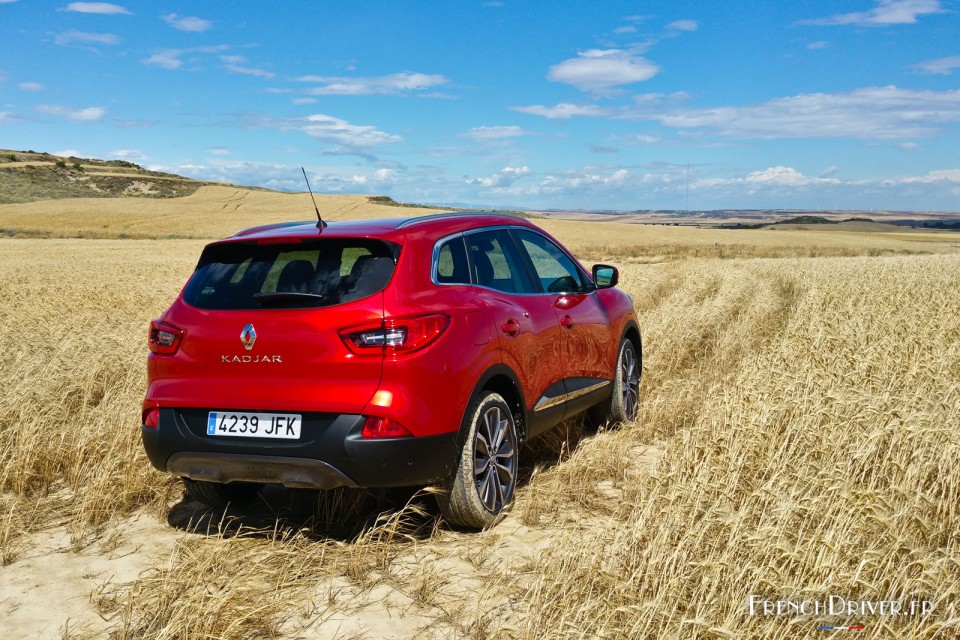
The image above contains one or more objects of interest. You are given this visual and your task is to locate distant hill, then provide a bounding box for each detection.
[775,215,838,225]
[0,149,229,204]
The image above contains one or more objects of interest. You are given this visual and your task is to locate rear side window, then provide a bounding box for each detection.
[183,239,400,309]
[435,236,470,284]
[464,230,535,294]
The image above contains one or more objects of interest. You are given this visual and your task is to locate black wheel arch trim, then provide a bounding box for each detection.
[455,364,528,455]
[621,319,642,365]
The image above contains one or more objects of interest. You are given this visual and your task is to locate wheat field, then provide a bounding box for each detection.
[0,191,958,638]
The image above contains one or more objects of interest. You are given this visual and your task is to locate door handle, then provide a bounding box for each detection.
[560,315,575,329]
[501,319,521,336]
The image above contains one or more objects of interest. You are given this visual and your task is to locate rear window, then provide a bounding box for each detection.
[183,238,400,310]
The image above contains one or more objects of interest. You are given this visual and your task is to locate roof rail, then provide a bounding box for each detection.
[396,211,527,228]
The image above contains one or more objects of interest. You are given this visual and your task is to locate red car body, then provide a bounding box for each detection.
[142,212,640,527]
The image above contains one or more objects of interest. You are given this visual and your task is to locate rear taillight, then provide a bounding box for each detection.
[149,319,184,356]
[340,314,449,355]
[361,416,412,438]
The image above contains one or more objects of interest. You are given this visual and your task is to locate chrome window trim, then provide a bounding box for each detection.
[430,225,597,297]
[431,230,467,285]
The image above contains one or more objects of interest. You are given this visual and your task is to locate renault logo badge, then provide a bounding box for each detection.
[240,324,257,350]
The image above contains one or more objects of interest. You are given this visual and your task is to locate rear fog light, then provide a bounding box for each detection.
[361,416,412,438]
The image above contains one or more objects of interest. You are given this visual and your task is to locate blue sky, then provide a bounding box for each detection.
[2,0,959,211]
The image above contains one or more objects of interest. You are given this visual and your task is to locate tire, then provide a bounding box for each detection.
[437,391,518,530]
[587,338,641,429]
[182,478,263,508]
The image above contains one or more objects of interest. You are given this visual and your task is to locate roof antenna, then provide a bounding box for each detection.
[301,166,327,229]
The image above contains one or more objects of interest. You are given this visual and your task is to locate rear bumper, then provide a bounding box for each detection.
[142,408,459,489]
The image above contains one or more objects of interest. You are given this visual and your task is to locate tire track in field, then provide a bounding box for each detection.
[628,259,803,443]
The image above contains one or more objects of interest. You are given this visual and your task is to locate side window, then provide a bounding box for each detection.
[435,236,470,284]
[464,230,535,294]
[514,230,586,294]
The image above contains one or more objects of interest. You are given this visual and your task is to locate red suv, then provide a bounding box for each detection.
[142,213,640,529]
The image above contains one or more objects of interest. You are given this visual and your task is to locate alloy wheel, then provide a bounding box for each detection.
[473,405,517,513]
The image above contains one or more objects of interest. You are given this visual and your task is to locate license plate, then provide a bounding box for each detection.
[206,411,302,440]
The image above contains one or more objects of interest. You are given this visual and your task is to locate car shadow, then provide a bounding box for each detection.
[167,484,437,543]
[167,417,591,542]
[517,416,590,485]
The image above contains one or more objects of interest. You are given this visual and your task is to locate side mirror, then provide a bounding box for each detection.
[592,264,619,289]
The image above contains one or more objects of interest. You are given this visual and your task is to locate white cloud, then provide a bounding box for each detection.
[516,87,960,141]
[226,65,274,79]
[912,55,960,75]
[18,82,44,91]
[162,13,212,32]
[293,72,447,96]
[461,125,527,142]
[116,118,158,128]
[467,166,531,188]
[688,166,843,196]
[900,169,960,183]
[653,86,960,140]
[801,0,942,26]
[667,20,698,31]
[0,1,19,4]
[222,56,275,79]
[417,91,458,100]
[0,112,19,123]
[55,30,120,46]
[512,102,610,119]
[292,97,317,105]
[820,165,840,178]
[300,114,402,149]
[52,149,84,157]
[35,104,105,122]
[110,149,145,160]
[63,2,130,15]
[807,40,830,49]
[143,45,230,70]
[169,160,392,193]
[547,49,659,95]
[208,147,230,156]
[374,168,396,182]
[539,167,628,194]
[745,166,840,186]
[614,26,636,34]
[144,50,183,69]
[589,144,619,154]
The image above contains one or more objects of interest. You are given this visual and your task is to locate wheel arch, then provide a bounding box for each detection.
[457,364,527,448]
[622,320,642,369]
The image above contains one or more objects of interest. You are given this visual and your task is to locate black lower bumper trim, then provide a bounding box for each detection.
[167,452,359,490]
[142,407,461,489]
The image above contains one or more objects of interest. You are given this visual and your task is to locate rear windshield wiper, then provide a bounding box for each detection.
[253,292,325,306]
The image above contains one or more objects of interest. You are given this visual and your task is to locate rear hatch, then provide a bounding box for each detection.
[152,236,400,414]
